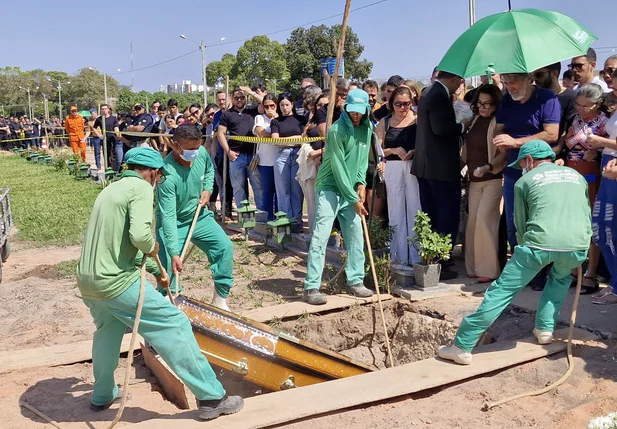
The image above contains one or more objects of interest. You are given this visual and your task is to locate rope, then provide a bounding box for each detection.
[482,265,583,410]
[228,135,323,146]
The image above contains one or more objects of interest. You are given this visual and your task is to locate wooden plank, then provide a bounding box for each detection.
[131,328,596,429]
[241,294,392,322]
[0,335,133,374]
[141,343,193,410]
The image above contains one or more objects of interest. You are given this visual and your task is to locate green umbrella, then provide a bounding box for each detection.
[437,8,597,78]
[78,110,91,117]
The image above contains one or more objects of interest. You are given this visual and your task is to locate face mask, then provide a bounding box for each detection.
[522,161,531,175]
[179,148,199,162]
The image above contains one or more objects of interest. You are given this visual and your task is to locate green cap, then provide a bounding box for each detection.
[507,140,556,169]
[344,89,370,115]
[125,147,164,169]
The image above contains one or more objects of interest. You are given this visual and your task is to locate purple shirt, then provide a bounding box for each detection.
[496,86,561,178]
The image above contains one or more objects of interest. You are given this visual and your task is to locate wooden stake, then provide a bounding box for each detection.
[19,401,63,429]
[361,214,395,368]
[325,0,353,133]
[174,203,202,298]
[154,255,174,305]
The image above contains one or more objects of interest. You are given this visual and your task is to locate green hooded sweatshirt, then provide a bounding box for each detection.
[314,110,373,204]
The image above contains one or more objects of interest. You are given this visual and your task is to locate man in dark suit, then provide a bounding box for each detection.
[412,70,470,279]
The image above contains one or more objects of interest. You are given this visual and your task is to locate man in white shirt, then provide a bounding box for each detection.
[570,48,611,93]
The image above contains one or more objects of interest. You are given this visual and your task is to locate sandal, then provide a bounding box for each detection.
[579,276,600,295]
[477,277,494,283]
[591,287,613,300]
[592,292,617,305]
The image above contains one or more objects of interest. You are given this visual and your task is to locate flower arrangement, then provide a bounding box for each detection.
[589,412,617,429]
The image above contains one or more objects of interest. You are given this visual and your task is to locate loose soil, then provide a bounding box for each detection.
[2,234,617,428]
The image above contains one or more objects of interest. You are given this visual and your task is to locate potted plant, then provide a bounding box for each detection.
[410,211,453,289]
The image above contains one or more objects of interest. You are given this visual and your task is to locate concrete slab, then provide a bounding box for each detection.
[512,286,617,336]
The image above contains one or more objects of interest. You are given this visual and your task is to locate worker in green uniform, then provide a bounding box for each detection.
[439,140,592,365]
[156,123,234,311]
[303,89,375,305]
[77,147,243,420]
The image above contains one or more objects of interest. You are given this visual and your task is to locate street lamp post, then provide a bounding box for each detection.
[47,78,70,119]
[89,67,121,105]
[180,35,225,106]
[19,86,39,120]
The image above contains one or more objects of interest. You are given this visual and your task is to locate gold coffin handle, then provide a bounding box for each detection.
[200,349,249,375]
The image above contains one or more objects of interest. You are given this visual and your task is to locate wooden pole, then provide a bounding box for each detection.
[361,214,395,368]
[325,0,353,133]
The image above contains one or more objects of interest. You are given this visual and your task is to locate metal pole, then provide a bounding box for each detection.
[102,111,108,171]
[130,42,135,91]
[58,84,63,119]
[201,40,208,107]
[27,89,32,121]
[469,0,478,88]
[104,72,108,104]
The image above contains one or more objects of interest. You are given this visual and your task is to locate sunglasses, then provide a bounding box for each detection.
[394,101,411,108]
[476,101,494,109]
[233,96,246,101]
[568,62,586,70]
[336,92,347,99]
[605,67,616,75]
[263,104,276,110]
[189,110,199,116]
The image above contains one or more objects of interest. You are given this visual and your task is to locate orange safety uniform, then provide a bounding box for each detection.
[65,113,86,160]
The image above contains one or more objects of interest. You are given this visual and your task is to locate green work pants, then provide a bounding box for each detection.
[83,278,226,406]
[304,190,365,290]
[454,245,587,352]
[157,211,234,297]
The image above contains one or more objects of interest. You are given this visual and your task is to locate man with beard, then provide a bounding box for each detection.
[493,73,560,291]
[533,62,578,140]
[216,87,263,211]
[570,48,611,93]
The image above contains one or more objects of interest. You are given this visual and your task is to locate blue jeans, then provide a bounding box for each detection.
[274,148,304,222]
[258,165,277,221]
[593,154,617,293]
[90,137,102,169]
[503,174,518,250]
[113,141,125,172]
[229,153,263,209]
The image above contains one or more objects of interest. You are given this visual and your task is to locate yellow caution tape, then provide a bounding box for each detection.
[0,134,71,144]
[229,136,323,146]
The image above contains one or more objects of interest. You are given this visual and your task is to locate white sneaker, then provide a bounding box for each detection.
[211,291,231,312]
[533,328,553,345]
[438,344,472,365]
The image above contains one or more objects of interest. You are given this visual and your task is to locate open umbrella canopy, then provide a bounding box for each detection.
[437,9,597,78]
[77,110,91,117]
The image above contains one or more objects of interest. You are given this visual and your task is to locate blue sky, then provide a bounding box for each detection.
[5,0,616,91]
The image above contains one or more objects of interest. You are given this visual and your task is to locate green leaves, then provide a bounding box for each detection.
[410,211,452,265]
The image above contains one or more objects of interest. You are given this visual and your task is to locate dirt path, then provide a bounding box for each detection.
[2,245,81,282]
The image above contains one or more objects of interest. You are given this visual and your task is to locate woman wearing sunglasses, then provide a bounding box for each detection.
[271,93,307,233]
[375,85,421,267]
[461,84,506,284]
[253,94,279,221]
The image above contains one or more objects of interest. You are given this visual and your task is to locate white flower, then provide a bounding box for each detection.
[588,412,617,429]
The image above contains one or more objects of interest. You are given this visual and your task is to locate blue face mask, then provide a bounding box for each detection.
[180,148,199,162]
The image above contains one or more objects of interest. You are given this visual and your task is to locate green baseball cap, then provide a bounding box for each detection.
[125,147,164,169]
[344,89,370,115]
[507,140,556,169]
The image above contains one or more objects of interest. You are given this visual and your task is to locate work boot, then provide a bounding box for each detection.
[345,283,373,298]
[211,290,231,312]
[90,389,130,412]
[303,288,328,305]
[438,344,472,365]
[197,395,244,420]
[533,328,553,345]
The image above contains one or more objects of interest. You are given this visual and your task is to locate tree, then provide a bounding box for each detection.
[63,68,121,109]
[284,24,373,90]
[231,36,289,88]
[206,53,237,88]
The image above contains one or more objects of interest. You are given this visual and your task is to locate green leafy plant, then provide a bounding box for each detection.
[410,211,452,265]
[367,216,395,250]
[53,151,72,171]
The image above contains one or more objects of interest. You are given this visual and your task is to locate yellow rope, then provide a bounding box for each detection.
[229,135,323,146]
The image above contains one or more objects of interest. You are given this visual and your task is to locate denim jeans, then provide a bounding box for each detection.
[113,141,125,172]
[503,174,518,250]
[593,154,617,293]
[229,153,263,209]
[274,148,304,222]
[258,165,277,221]
[90,137,102,169]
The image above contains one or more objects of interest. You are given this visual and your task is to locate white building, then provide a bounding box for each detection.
[160,80,205,94]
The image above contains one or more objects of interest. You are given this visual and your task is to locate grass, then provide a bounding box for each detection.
[56,258,80,279]
[0,154,102,246]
